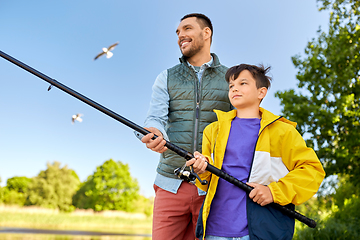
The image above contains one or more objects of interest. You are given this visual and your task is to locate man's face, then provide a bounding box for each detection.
[228,70,264,110]
[176,17,205,58]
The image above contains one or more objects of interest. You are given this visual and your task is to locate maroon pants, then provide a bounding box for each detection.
[152,182,205,240]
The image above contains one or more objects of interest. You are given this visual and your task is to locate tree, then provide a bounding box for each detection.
[26,161,80,211]
[7,176,32,193]
[294,176,360,239]
[73,159,139,212]
[275,0,360,238]
[275,0,360,185]
[0,176,3,203]
[0,176,32,206]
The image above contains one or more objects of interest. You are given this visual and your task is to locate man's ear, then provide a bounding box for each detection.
[258,87,268,100]
[203,27,211,41]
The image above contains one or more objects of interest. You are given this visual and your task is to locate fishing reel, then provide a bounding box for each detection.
[174,164,208,185]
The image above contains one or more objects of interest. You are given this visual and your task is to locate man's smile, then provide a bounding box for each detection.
[180,39,191,48]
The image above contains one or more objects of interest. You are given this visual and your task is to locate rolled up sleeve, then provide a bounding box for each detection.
[143,70,170,140]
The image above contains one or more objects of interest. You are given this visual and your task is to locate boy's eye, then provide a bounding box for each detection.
[229,85,233,89]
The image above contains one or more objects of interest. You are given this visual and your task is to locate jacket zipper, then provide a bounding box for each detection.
[247,116,283,181]
[181,56,219,153]
[193,84,200,152]
[193,69,206,153]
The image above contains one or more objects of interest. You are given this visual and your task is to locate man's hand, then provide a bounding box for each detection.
[247,182,274,206]
[186,151,208,174]
[141,127,168,153]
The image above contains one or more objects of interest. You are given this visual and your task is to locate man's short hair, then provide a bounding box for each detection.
[181,13,213,41]
[225,64,272,89]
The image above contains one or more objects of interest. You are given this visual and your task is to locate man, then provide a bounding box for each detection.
[141,13,232,239]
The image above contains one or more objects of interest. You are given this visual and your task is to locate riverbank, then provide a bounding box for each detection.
[0,205,152,235]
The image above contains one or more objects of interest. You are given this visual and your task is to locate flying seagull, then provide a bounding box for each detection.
[94,42,119,60]
[72,113,83,124]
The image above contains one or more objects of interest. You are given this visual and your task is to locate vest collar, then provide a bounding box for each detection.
[179,53,221,68]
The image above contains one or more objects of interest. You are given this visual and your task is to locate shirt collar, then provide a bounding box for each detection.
[187,55,213,72]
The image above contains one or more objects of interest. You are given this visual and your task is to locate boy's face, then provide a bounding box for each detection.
[228,70,267,110]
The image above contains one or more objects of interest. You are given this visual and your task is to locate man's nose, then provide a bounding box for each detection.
[178,30,186,40]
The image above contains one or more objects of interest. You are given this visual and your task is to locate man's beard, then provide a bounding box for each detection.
[181,34,205,58]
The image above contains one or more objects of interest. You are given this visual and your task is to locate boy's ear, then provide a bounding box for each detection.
[258,87,268,100]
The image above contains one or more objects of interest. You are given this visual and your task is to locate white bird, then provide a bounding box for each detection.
[72,114,83,124]
[94,42,119,60]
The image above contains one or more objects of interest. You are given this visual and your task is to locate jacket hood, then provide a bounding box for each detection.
[213,107,297,128]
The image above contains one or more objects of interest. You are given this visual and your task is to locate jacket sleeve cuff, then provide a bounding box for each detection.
[195,154,212,191]
[143,120,169,140]
[268,182,286,205]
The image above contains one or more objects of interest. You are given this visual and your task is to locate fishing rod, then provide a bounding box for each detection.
[0,50,317,228]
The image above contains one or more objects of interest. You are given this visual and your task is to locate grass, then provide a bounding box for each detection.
[0,235,150,240]
[0,205,152,236]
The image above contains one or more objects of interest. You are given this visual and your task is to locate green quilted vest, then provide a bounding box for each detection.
[157,53,232,178]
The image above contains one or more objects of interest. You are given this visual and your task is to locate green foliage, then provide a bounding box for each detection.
[6,176,31,193]
[133,195,154,217]
[73,159,140,212]
[275,0,360,237]
[0,177,3,203]
[294,175,360,239]
[275,0,360,185]
[1,188,27,206]
[0,176,31,206]
[26,161,80,212]
[318,0,360,28]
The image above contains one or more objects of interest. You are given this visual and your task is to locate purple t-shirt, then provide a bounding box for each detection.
[206,117,261,238]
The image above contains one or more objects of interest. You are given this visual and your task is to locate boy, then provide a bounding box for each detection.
[186,64,325,240]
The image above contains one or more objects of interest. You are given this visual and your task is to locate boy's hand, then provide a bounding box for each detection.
[186,151,208,174]
[141,127,168,153]
[247,182,274,206]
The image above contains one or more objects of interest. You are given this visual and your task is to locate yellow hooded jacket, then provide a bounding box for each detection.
[195,108,325,239]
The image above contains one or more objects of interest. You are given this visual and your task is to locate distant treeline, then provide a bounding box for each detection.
[0,160,153,216]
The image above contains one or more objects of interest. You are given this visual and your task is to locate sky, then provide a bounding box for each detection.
[0,1,329,198]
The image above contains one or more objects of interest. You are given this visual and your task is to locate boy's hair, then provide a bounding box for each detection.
[225,64,272,89]
[181,13,213,42]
